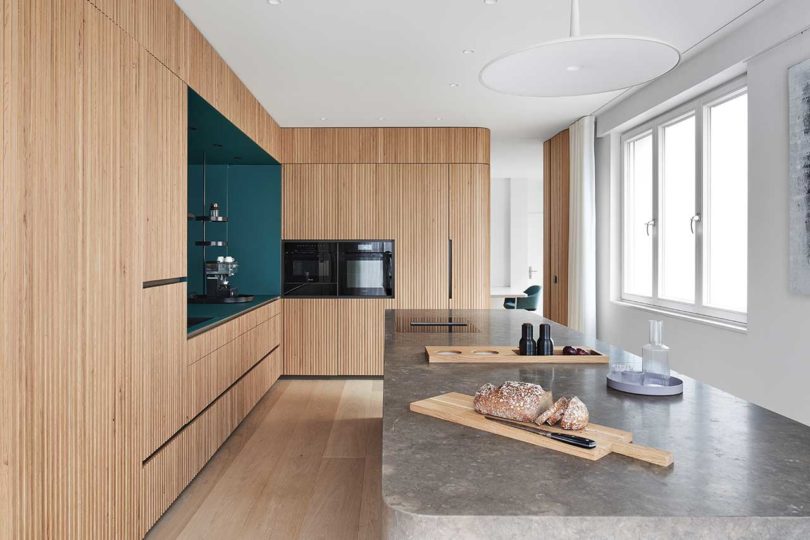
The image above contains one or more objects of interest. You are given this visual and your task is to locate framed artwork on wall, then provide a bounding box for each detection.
[789,58,810,295]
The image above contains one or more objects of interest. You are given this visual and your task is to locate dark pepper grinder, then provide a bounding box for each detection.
[518,323,537,356]
[537,323,554,355]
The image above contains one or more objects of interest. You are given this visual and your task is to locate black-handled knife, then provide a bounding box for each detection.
[484,415,597,449]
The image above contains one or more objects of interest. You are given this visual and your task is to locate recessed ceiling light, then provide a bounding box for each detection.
[484,0,498,4]
[267,0,282,5]
[566,65,581,72]
[435,116,443,121]
[320,117,327,121]
[449,83,459,88]
[462,49,475,55]
[378,116,385,121]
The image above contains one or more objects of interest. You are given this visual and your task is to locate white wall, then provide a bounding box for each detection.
[490,178,511,288]
[595,0,810,425]
[490,136,544,309]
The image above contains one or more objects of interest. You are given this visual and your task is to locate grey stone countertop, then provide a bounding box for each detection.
[382,309,810,539]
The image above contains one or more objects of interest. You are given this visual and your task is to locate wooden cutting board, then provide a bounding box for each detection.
[425,345,609,364]
[410,392,673,467]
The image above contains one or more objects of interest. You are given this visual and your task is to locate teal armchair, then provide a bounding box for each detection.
[503,285,541,311]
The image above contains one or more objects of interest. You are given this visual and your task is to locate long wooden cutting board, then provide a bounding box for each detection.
[425,345,609,364]
[410,392,673,467]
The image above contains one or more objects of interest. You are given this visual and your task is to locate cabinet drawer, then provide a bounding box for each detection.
[187,314,281,419]
[141,349,281,535]
[187,300,280,362]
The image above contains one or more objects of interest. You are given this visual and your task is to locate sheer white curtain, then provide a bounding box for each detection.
[568,116,596,336]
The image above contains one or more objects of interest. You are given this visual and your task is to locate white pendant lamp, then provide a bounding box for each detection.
[480,0,680,97]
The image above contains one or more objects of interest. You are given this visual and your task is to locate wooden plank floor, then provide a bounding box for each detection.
[146,379,383,540]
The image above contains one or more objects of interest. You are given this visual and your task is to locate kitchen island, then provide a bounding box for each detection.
[382,309,810,539]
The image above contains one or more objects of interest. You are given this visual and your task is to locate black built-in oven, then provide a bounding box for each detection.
[338,241,394,297]
[283,241,337,296]
[282,240,394,298]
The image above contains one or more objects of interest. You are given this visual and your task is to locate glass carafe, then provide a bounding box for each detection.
[642,320,670,383]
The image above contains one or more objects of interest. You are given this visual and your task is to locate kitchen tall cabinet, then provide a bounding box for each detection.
[543,129,570,326]
[377,164,450,309]
[282,139,491,376]
[450,164,491,309]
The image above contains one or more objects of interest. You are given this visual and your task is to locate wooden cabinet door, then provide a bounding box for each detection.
[337,164,379,238]
[142,282,186,459]
[82,6,142,537]
[140,49,187,283]
[449,164,490,309]
[377,164,449,309]
[338,300,385,375]
[283,164,339,239]
[283,299,340,375]
[543,130,570,325]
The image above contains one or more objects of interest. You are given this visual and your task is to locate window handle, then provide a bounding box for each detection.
[645,219,656,237]
[690,214,701,234]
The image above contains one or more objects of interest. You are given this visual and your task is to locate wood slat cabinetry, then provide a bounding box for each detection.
[283,299,340,375]
[450,164,491,309]
[142,349,282,535]
[337,300,385,376]
[89,0,284,162]
[142,283,187,459]
[82,6,142,538]
[378,164,450,309]
[186,301,282,419]
[284,299,386,376]
[338,164,379,238]
[139,48,187,282]
[282,164,339,239]
[543,130,570,325]
[281,127,490,164]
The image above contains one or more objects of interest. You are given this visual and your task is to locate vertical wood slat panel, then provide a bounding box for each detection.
[141,349,281,535]
[337,300,385,376]
[282,128,379,163]
[2,1,85,537]
[185,20,229,117]
[140,48,187,282]
[137,0,188,80]
[377,164,449,309]
[282,164,340,239]
[337,164,379,239]
[187,314,281,420]
[544,129,570,325]
[281,127,490,164]
[87,0,137,36]
[283,299,340,375]
[83,5,141,538]
[449,164,491,309]
[142,283,186,460]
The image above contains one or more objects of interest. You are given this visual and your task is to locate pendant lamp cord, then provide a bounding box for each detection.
[569,0,580,37]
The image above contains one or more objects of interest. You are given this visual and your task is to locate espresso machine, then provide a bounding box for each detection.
[205,256,240,299]
[189,255,254,304]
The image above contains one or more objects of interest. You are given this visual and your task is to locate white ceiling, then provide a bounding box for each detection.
[176,0,770,141]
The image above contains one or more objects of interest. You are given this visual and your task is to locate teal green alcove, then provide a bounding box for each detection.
[187,89,282,297]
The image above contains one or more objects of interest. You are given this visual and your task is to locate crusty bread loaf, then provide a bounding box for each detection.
[535,395,589,430]
[473,381,553,422]
[535,396,569,426]
[560,396,589,430]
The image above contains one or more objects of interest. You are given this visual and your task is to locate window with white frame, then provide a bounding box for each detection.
[620,79,748,324]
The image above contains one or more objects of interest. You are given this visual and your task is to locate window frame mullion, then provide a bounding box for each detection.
[651,126,660,304]
[695,104,705,310]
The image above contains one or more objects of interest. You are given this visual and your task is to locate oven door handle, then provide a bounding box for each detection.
[383,251,393,294]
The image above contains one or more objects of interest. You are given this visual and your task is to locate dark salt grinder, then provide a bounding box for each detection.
[518,323,537,356]
[537,323,554,356]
